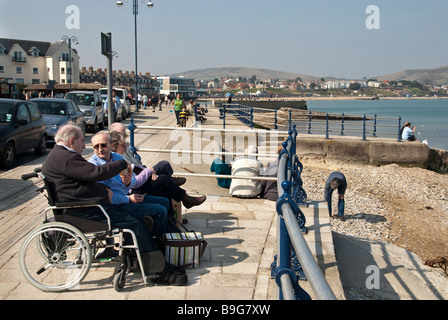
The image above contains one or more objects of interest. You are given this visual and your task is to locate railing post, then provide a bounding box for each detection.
[222,104,226,129]
[325,113,329,139]
[397,116,402,142]
[194,104,198,127]
[274,109,278,130]
[362,114,366,141]
[128,118,141,161]
[288,109,292,131]
[250,106,254,130]
[340,112,344,136]
[373,114,377,137]
[308,111,311,134]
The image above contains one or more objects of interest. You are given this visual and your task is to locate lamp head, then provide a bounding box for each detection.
[116,0,124,7]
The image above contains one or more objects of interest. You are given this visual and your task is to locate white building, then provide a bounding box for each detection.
[156,76,196,97]
[0,38,80,85]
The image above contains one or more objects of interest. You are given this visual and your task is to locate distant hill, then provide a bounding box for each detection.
[169,67,321,82]
[168,65,448,85]
[376,65,448,85]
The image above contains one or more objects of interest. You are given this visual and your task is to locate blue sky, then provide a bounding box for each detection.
[1,0,447,79]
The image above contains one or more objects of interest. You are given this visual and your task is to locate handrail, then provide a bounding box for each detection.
[219,103,403,141]
[273,126,337,300]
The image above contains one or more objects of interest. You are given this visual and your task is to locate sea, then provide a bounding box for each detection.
[305,98,448,151]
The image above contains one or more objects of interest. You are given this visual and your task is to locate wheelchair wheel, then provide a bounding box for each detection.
[113,250,132,292]
[19,222,92,292]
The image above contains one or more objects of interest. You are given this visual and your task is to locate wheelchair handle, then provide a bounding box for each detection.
[21,172,39,180]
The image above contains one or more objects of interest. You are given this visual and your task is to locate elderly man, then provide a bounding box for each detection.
[88,131,170,238]
[41,124,167,276]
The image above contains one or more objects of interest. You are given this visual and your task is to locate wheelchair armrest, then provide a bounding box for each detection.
[55,197,103,207]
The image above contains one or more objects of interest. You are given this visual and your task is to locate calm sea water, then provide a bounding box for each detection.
[306,99,448,150]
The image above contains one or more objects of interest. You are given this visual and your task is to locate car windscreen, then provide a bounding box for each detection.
[0,103,15,123]
[34,101,67,116]
[65,93,95,106]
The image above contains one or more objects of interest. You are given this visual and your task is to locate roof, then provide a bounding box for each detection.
[0,38,78,57]
[24,83,103,92]
[0,38,51,57]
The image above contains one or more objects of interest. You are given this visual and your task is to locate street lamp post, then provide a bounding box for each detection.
[61,35,78,92]
[117,0,153,112]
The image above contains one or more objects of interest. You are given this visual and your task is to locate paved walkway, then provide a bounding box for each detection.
[0,103,345,300]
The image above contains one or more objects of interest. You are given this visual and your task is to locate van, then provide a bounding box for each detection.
[64,91,105,132]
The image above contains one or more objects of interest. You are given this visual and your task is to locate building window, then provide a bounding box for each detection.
[61,53,69,61]
[61,67,65,75]
[32,79,40,84]
[0,66,4,73]
[33,67,38,74]
[16,66,22,74]
[13,51,24,62]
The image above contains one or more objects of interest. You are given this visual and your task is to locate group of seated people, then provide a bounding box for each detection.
[41,123,206,286]
[210,145,281,201]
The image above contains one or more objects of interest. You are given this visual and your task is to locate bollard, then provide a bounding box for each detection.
[341,112,344,135]
[362,114,366,141]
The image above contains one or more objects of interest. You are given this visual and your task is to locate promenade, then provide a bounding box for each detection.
[1,103,445,301]
[0,103,345,301]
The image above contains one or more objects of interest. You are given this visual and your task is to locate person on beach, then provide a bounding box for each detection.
[401,122,419,142]
[324,171,347,221]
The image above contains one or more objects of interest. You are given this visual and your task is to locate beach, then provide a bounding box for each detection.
[299,157,448,264]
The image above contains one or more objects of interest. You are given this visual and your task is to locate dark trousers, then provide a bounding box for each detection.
[132,174,186,218]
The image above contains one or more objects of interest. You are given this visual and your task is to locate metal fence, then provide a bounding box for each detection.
[272,125,336,300]
[216,103,403,142]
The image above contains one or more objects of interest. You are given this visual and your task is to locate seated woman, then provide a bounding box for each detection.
[401,122,419,142]
[110,131,206,222]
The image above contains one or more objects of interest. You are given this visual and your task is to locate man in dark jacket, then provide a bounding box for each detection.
[41,124,165,274]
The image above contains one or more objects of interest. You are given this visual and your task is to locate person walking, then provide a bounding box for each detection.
[171,93,185,127]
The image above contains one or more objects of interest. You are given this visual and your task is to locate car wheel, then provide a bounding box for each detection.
[35,135,47,155]
[1,142,15,168]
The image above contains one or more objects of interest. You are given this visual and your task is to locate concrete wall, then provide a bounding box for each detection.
[295,135,447,172]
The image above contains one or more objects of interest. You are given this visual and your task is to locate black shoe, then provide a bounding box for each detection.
[95,247,118,260]
[173,177,186,186]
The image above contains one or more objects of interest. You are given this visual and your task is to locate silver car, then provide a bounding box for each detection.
[65,91,105,132]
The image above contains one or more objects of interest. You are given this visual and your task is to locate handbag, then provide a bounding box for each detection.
[163,231,207,268]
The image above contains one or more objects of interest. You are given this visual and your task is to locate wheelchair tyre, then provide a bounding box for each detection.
[113,269,126,292]
[19,222,92,292]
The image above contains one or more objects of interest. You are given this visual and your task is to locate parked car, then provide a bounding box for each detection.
[100,93,124,123]
[64,91,105,132]
[99,87,131,119]
[0,98,47,168]
[31,98,85,145]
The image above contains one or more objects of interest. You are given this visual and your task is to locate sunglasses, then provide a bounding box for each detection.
[93,143,108,149]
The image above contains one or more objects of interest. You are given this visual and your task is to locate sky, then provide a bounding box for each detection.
[1,0,447,80]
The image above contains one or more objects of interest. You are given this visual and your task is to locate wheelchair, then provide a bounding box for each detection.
[19,168,154,292]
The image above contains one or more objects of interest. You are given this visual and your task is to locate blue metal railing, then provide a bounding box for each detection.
[219,103,403,142]
[271,125,337,300]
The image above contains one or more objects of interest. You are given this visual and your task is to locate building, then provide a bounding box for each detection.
[0,38,80,85]
[156,76,196,98]
[80,66,159,96]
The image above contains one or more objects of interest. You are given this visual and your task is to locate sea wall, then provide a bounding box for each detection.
[295,135,447,173]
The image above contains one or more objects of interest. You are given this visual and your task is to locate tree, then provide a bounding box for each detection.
[349,82,361,90]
